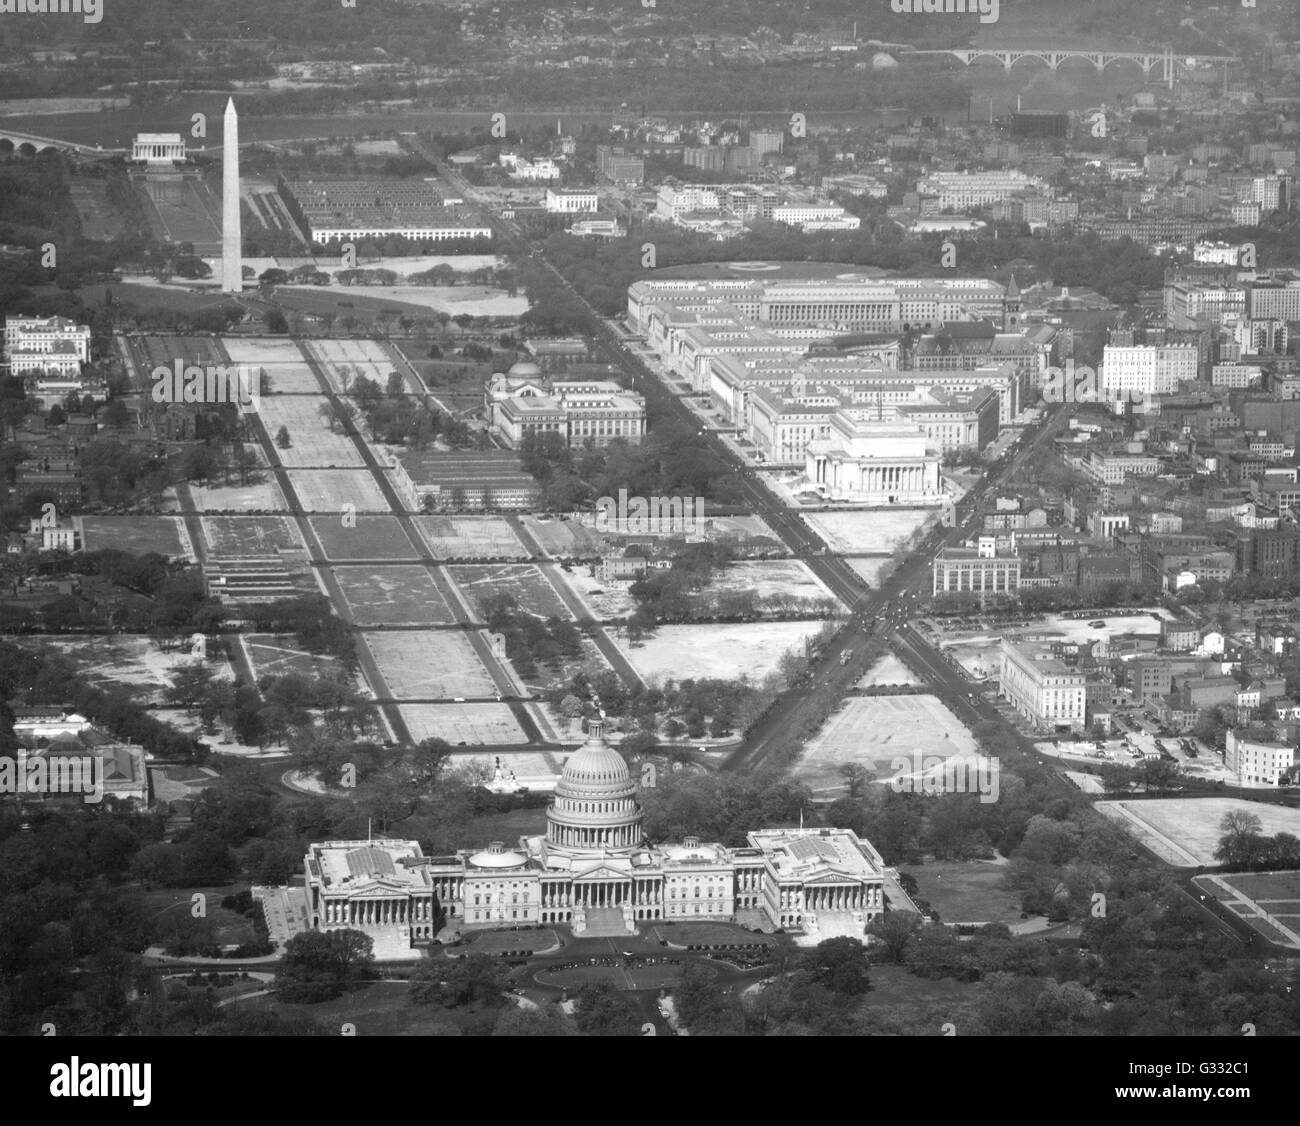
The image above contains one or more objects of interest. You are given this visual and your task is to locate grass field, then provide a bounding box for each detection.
[905,860,1024,925]
[618,622,819,685]
[222,337,323,394]
[286,284,527,318]
[335,566,456,626]
[141,884,257,946]
[1097,798,1300,867]
[398,702,526,745]
[706,559,841,607]
[259,394,365,467]
[306,337,397,396]
[449,564,571,620]
[185,468,289,513]
[467,929,559,954]
[365,631,495,698]
[844,557,896,586]
[796,695,977,798]
[535,961,702,991]
[243,634,345,681]
[30,635,230,702]
[286,469,390,512]
[413,515,529,559]
[418,512,535,556]
[79,515,193,560]
[139,176,223,250]
[1194,871,1300,949]
[516,514,604,557]
[802,509,936,554]
[308,515,417,560]
[202,515,305,555]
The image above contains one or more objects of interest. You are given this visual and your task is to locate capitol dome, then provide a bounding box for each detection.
[560,728,633,796]
[546,720,643,853]
[507,360,543,378]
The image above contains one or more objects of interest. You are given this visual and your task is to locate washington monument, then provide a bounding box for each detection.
[221,97,242,293]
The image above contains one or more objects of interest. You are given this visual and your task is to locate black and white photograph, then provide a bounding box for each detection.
[0,0,1294,1091]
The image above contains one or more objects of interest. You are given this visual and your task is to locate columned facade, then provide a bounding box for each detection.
[301,733,912,954]
[806,417,944,506]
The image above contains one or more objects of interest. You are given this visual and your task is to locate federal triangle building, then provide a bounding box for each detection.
[301,721,921,957]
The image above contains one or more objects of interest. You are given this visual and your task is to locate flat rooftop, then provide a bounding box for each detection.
[307,840,432,891]
[748,828,884,880]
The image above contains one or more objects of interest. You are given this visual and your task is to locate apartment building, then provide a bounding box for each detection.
[1101,343,1199,398]
[1225,728,1296,787]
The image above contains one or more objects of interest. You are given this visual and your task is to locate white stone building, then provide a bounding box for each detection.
[805,417,943,505]
[302,723,912,956]
[132,133,186,162]
[4,315,90,377]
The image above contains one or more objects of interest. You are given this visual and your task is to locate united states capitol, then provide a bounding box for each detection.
[296,721,921,958]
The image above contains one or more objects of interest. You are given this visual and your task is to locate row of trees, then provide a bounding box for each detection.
[518,424,748,512]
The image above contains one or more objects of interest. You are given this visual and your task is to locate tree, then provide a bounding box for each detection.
[804,935,873,996]
[1215,810,1265,866]
[838,762,874,798]
[572,980,642,1036]
[411,954,504,1008]
[102,399,130,428]
[275,426,291,448]
[866,911,922,963]
[265,309,289,334]
[277,929,374,1003]
[491,1005,579,1036]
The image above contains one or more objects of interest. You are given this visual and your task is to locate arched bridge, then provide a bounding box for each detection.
[906,46,1233,82]
[0,128,122,157]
